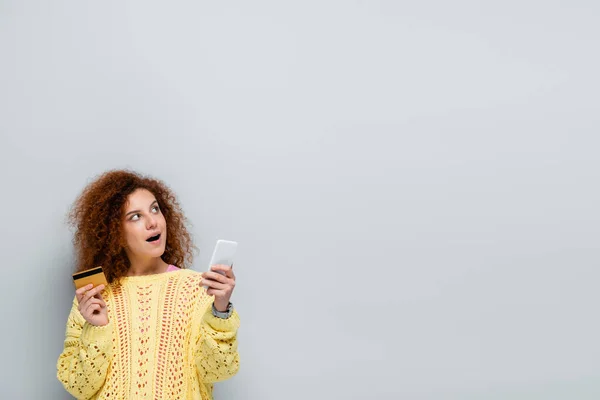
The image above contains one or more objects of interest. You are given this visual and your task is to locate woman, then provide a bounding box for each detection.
[57,170,240,399]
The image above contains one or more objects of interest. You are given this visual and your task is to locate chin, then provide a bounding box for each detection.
[156,248,167,258]
[148,247,166,258]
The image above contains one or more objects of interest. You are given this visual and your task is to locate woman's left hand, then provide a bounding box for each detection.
[201,264,236,312]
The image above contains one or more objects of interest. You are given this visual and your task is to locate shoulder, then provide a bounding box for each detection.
[173,268,203,287]
[176,268,201,278]
[172,269,212,308]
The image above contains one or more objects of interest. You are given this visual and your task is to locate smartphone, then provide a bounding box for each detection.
[203,240,237,289]
[72,266,109,290]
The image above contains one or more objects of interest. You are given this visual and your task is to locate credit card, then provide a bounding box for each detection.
[72,266,108,290]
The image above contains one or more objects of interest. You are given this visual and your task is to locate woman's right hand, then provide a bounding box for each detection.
[75,284,109,326]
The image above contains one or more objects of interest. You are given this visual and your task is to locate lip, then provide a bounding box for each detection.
[146,232,162,245]
[147,235,162,246]
[146,231,161,239]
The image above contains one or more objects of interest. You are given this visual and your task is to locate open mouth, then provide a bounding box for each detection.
[146,233,161,243]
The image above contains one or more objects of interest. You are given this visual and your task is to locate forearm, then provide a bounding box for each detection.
[57,314,114,398]
[194,307,240,383]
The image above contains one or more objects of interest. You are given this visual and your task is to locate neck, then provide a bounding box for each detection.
[126,256,169,276]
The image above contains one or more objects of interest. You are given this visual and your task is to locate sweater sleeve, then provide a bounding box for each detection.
[194,300,240,383]
[56,296,114,400]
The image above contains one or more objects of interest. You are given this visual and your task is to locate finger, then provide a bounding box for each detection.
[85,302,102,315]
[83,284,106,303]
[85,302,101,316]
[206,288,227,297]
[80,291,93,307]
[93,291,106,301]
[76,284,94,302]
[218,264,235,279]
[86,298,104,307]
[85,285,104,297]
[80,297,101,313]
[76,284,93,296]
[210,264,233,277]
[203,271,230,284]
[201,278,227,290]
[90,304,102,315]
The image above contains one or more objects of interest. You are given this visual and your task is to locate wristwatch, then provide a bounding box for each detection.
[212,302,233,319]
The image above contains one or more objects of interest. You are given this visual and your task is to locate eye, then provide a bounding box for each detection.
[130,213,140,221]
[152,205,160,213]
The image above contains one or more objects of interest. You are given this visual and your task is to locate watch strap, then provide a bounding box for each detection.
[212,302,233,319]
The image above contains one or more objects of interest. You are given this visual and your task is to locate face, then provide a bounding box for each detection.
[122,188,168,261]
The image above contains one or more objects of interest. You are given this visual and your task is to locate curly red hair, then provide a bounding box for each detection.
[68,170,195,284]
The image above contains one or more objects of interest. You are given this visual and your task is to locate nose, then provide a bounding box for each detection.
[146,214,158,230]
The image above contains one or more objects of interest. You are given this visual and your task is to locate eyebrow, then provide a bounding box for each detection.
[125,200,158,217]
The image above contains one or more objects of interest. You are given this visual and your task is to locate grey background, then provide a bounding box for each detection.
[1,1,599,399]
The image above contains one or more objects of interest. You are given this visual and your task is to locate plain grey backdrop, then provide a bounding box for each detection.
[1,1,599,399]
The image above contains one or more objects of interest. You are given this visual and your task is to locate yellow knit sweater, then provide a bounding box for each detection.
[57,269,240,399]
